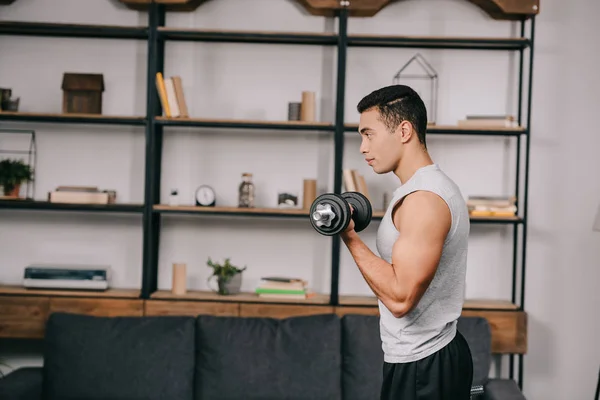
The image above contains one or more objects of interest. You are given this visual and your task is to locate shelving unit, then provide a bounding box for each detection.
[0,0,536,389]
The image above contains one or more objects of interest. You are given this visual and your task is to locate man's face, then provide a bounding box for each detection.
[358,108,403,175]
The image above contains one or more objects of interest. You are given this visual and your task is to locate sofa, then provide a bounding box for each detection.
[0,312,525,400]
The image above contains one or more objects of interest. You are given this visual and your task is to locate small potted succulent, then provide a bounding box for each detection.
[207,257,246,295]
[0,158,33,198]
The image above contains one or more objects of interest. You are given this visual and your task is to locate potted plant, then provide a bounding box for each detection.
[206,257,246,295]
[0,158,33,198]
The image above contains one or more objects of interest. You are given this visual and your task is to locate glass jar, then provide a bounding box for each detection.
[238,173,255,208]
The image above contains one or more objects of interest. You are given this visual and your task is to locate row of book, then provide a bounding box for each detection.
[255,276,312,300]
[343,169,371,200]
[467,195,516,217]
[155,72,189,118]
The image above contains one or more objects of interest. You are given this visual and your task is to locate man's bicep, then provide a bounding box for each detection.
[390,191,451,303]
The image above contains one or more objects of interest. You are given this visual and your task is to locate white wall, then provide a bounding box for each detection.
[0,0,599,398]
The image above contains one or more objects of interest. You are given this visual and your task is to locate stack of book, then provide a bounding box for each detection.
[457,115,518,128]
[48,186,116,204]
[255,277,310,300]
[467,195,517,217]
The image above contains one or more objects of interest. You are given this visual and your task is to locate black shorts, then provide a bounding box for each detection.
[380,330,474,400]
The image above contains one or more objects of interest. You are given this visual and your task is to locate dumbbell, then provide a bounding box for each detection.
[310,191,372,236]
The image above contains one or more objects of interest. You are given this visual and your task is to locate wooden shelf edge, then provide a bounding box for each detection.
[155,116,334,129]
[337,295,520,311]
[373,212,521,224]
[154,204,309,215]
[345,123,526,133]
[150,289,331,305]
[0,285,140,299]
[0,111,146,124]
[295,0,539,19]
[0,199,144,212]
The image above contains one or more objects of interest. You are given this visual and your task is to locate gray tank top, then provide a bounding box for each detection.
[375,163,469,363]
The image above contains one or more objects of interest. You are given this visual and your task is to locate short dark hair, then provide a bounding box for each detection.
[356,84,428,148]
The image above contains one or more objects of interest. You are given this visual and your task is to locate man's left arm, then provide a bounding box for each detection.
[340,191,451,317]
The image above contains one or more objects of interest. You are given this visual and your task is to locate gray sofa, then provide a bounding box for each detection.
[0,312,525,399]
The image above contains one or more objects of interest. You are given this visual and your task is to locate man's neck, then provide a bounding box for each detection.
[394,147,434,184]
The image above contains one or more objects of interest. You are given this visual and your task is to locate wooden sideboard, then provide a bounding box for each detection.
[0,286,526,354]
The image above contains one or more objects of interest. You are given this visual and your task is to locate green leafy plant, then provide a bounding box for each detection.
[0,158,33,196]
[207,257,246,295]
[207,257,246,281]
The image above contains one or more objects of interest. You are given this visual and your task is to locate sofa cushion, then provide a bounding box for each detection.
[43,312,196,400]
[194,313,342,400]
[341,314,384,400]
[457,316,492,387]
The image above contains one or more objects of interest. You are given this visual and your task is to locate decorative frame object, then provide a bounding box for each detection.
[393,53,438,126]
[0,128,36,199]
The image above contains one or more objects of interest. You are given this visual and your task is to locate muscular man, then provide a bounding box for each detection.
[340,84,473,399]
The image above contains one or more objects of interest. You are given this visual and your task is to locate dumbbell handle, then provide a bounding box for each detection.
[312,203,336,228]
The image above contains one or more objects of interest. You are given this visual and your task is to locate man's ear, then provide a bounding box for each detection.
[397,120,413,143]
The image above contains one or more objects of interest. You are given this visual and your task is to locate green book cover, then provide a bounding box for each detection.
[255,288,306,295]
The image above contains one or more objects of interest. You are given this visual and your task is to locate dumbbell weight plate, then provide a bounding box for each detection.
[309,193,351,236]
[341,191,372,233]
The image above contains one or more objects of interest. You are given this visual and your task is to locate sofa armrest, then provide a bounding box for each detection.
[483,378,526,400]
[0,367,43,400]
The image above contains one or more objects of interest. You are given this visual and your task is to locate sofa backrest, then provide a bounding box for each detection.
[41,311,491,400]
[340,314,384,400]
[43,312,196,400]
[339,314,492,399]
[193,313,342,400]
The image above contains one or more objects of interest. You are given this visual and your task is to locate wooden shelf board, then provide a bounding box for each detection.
[373,211,521,224]
[155,116,334,131]
[373,210,385,218]
[150,290,331,305]
[469,215,522,224]
[295,0,539,20]
[338,295,519,311]
[154,204,310,217]
[0,285,140,299]
[0,199,144,213]
[463,299,520,310]
[345,123,526,136]
[0,111,146,125]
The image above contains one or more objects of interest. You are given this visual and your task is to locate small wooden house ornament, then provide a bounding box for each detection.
[61,73,104,114]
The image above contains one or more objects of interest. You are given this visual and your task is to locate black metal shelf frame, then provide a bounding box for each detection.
[0,4,534,390]
[0,113,146,126]
[0,200,143,213]
[0,20,148,39]
[143,4,535,390]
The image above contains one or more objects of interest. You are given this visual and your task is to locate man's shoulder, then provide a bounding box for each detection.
[393,191,452,236]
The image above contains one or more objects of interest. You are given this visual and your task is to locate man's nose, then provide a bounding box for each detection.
[360,140,368,154]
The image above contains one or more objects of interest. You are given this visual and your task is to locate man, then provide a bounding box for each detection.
[340,84,473,399]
